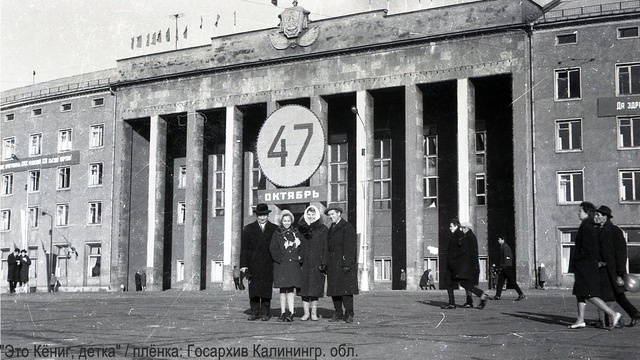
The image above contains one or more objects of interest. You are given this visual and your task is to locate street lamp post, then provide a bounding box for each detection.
[41,211,53,292]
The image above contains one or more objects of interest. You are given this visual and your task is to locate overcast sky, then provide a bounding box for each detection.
[1,0,539,92]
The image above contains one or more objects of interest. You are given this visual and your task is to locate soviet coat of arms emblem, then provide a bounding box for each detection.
[269,1,320,49]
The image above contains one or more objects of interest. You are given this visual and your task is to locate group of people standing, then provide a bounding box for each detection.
[568,202,640,329]
[6,248,32,294]
[239,203,358,323]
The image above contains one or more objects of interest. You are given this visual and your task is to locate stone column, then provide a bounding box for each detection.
[184,111,206,290]
[356,91,374,292]
[146,115,167,291]
[457,79,476,224]
[405,85,425,291]
[224,106,243,290]
[310,95,328,213]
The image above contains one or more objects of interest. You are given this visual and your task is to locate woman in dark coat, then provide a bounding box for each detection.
[297,205,328,320]
[18,249,31,293]
[325,206,359,323]
[6,248,20,293]
[270,210,303,322]
[568,202,621,329]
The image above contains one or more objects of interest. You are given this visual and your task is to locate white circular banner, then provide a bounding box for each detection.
[256,105,326,187]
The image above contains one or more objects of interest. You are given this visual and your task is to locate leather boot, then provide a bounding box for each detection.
[311,301,319,321]
[301,301,310,321]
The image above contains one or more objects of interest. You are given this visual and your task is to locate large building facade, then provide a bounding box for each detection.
[1,0,639,293]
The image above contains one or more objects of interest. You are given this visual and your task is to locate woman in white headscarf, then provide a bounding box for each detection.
[270,210,303,322]
[297,205,328,321]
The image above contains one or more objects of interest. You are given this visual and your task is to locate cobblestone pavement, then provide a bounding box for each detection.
[2,288,639,359]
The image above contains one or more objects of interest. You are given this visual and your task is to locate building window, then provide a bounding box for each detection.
[60,103,72,112]
[249,152,265,209]
[3,137,15,160]
[87,201,102,225]
[28,247,38,280]
[28,206,39,228]
[28,170,40,192]
[561,228,578,274]
[55,246,69,278]
[1,210,10,231]
[29,134,42,156]
[5,114,14,122]
[57,167,71,190]
[617,63,640,95]
[177,202,186,225]
[556,32,577,45]
[2,174,13,196]
[90,125,104,148]
[58,129,72,152]
[373,139,391,210]
[475,131,486,166]
[620,169,640,202]
[88,163,103,186]
[621,227,640,274]
[87,244,101,277]
[212,154,225,217]
[92,98,104,107]
[177,260,185,282]
[476,174,486,206]
[558,171,584,204]
[618,117,640,149]
[329,143,349,211]
[618,26,639,39]
[423,135,438,208]
[556,119,582,152]
[178,165,187,189]
[56,204,69,226]
[211,260,223,282]
[555,68,581,100]
[374,258,392,281]
[32,108,42,117]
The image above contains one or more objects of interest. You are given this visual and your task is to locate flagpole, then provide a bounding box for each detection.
[171,13,185,50]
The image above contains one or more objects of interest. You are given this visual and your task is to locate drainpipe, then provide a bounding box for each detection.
[526,23,539,288]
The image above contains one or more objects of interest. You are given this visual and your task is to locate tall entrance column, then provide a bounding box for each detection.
[184,111,206,290]
[457,79,476,224]
[224,106,244,290]
[146,115,167,291]
[405,85,425,291]
[356,91,374,291]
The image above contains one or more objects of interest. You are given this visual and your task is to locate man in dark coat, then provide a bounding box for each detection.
[18,249,32,293]
[441,221,488,309]
[240,203,278,321]
[492,236,525,301]
[7,248,20,293]
[325,205,358,323]
[595,205,640,327]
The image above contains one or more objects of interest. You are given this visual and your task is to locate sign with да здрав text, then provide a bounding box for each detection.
[256,105,326,187]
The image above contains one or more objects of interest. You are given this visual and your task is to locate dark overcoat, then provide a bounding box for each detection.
[240,220,278,299]
[570,217,601,298]
[19,255,31,283]
[326,219,359,296]
[599,220,628,295]
[7,252,19,282]
[270,226,303,288]
[446,229,479,287]
[298,217,328,298]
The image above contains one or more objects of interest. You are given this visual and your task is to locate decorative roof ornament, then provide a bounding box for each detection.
[269,1,319,50]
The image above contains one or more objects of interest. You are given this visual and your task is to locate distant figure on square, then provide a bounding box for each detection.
[297,205,328,321]
[19,249,31,293]
[7,248,20,293]
[538,263,547,290]
[492,236,525,301]
[233,266,242,290]
[135,271,143,291]
[270,210,303,322]
[441,220,488,310]
[50,273,59,292]
[325,205,359,323]
[420,269,436,290]
[240,203,278,321]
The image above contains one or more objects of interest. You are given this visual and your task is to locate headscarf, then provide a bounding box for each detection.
[303,205,321,225]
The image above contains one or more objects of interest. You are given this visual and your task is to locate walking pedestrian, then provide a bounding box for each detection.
[567,202,621,330]
[492,236,525,301]
[6,248,20,293]
[538,263,547,290]
[270,210,303,322]
[297,205,328,321]
[325,205,358,323]
[595,205,640,327]
[240,203,278,321]
[441,220,488,309]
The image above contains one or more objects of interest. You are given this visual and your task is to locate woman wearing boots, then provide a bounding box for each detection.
[297,205,328,321]
[270,210,303,322]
